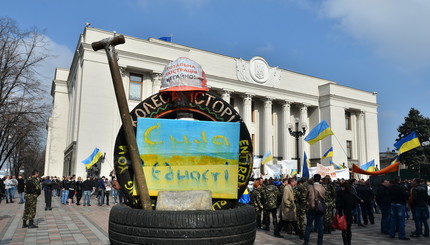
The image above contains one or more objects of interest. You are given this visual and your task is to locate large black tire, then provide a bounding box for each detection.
[109,204,256,245]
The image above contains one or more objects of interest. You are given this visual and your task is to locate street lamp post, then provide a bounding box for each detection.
[288,120,307,173]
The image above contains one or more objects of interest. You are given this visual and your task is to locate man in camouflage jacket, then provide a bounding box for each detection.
[23,170,41,228]
[295,178,308,235]
[251,179,264,229]
[262,178,280,231]
[322,176,336,234]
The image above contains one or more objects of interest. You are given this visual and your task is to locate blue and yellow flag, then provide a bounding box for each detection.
[290,169,298,176]
[304,120,334,145]
[82,148,104,169]
[322,147,333,159]
[390,156,400,165]
[330,160,344,170]
[261,151,273,165]
[394,131,421,155]
[360,159,376,172]
[302,152,310,179]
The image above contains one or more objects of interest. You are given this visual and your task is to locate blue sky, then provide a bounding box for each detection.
[2,0,430,152]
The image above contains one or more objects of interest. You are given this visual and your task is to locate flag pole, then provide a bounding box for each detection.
[333,134,349,158]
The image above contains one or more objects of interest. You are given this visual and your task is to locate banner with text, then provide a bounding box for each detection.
[136,118,240,199]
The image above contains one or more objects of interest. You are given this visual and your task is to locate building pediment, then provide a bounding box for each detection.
[236,56,281,88]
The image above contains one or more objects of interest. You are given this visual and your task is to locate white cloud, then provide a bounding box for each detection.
[319,0,430,70]
[36,35,73,95]
[35,36,74,103]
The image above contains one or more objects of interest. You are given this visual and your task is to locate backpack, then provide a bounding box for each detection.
[313,185,326,215]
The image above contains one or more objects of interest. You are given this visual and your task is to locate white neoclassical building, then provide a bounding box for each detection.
[44,27,380,178]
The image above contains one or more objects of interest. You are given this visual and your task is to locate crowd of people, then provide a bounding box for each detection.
[1,171,429,244]
[248,174,430,245]
[0,172,130,229]
[0,174,127,209]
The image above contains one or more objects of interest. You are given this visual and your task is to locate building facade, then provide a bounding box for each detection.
[44,27,380,178]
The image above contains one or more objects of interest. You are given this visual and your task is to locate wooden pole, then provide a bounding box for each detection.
[92,35,152,210]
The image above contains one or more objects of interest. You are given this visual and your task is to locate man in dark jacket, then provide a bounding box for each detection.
[388,177,410,240]
[97,176,106,206]
[17,175,25,204]
[42,176,54,210]
[375,179,391,234]
[82,176,93,206]
[356,181,375,225]
[410,179,429,237]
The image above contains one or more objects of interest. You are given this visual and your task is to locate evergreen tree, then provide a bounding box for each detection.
[396,108,430,178]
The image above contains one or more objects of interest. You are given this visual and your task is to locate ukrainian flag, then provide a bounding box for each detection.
[322,147,333,159]
[261,151,273,165]
[290,169,298,176]
[302,152,310,179]
[390,156,400,165]
[82,148,104,169]
[394,131,421,155]
[360,159,376,172]
[304,120,334,145]
[330,160,344,169]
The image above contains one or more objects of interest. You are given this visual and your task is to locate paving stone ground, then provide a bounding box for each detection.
[0,195,428,244]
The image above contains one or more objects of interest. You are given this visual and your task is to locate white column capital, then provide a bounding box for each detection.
[241,93,253,102]
[151,73,162,95]
[300,105,308,114]
[221,88,234,95]
[264,97,273,106]
[221,89,233,103]
[282,101,291,111]
[151,73,162,80]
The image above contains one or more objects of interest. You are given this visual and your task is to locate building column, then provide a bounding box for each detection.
[151,73,162,95]
[282,101,291,160]
[242,94,252,128]
[357,111,367,166]
[300,104,309,161]
[221,89,232,104]
[264,98,273,155]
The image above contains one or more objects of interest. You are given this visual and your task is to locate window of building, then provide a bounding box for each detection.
[345,111,351,130]
[129,73,143,100]
[346,140,352,160]
[251,101,255,122]
[252,134,255,151]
